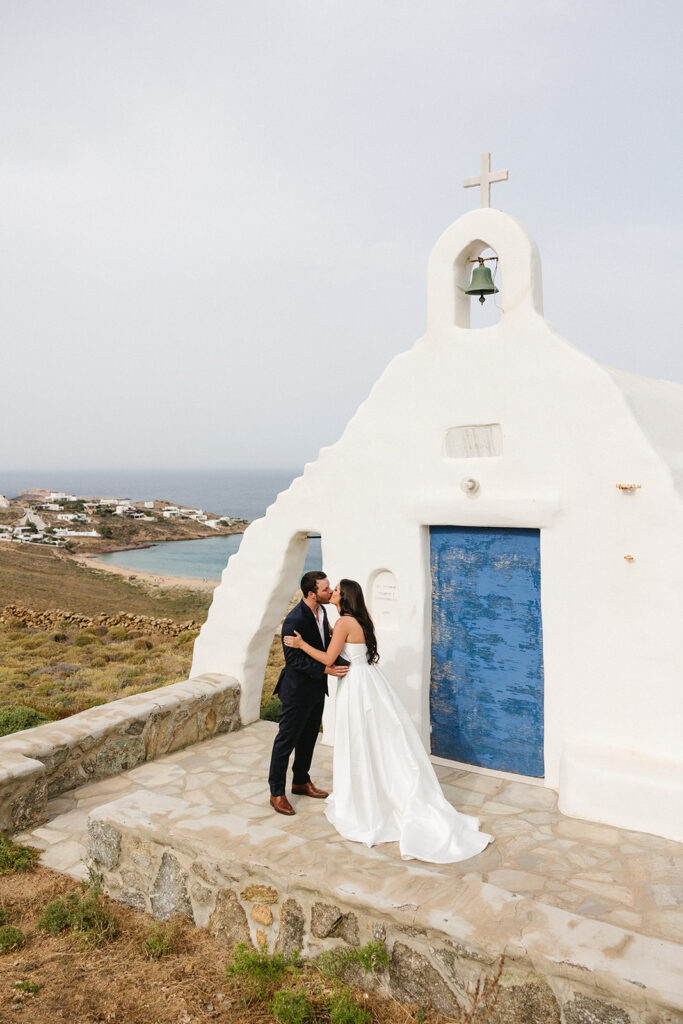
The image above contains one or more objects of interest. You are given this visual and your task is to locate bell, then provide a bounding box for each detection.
[465,262,498,304]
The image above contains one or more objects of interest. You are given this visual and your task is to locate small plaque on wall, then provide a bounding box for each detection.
[444,423,503,458]
[370,570,399,630]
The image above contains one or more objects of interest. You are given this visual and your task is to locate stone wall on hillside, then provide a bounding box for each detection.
[0,604,199,638]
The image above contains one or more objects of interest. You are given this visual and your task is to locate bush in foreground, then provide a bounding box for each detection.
[0,834,39,874]
[226,942,301,1003]
[0,925,25,953]
[0,704,49,736]
[329,988,372,1024]
[38,888,120,947]
[143,921,177,959]
[270,989,314,1024]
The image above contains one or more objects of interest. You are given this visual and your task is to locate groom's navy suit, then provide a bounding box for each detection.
[268,599,331,797]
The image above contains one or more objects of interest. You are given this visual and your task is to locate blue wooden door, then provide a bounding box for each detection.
[430,526,544,777]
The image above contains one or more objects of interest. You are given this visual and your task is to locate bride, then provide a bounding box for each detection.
[284,579,493,864]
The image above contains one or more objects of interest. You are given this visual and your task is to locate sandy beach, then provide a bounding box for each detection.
[72,553,220,592]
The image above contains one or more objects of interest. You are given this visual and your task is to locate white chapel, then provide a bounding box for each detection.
[191,155,683,843]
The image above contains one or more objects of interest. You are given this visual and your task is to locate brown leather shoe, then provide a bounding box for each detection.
[270,794,295,815]
[291,781,329,799]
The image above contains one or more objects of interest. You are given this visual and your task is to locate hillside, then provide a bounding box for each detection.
[0,543,211,621]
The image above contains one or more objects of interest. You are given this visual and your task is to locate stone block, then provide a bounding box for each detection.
[311,902,359,945]
[388,942,460,1017]
[486,980,561,1024]
[563,995,632,1024]
[150,852,193,921]
[256,930,267,948]
[209,888,252,948]
[87,819,121,870]
[275,898,305,957]
[241,884,278,904]
[94,736,146,777]
[251,904,273,926]
[119,888,147,912]
[10,774,48,832]
[190,882,214,905]
[0,755,47,833]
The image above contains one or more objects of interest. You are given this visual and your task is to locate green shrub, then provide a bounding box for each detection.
[73,634,95,647]
[0,926,25,953]
[38,890,120,947]
[134,638,153,651]
[0,705,49,737]
[38,897,72,934]
[175,630,198,646]
[261,697,282,723]
[14,980,41,993]
[0,835,39,874]
[108,626,128,641]
[143,922,177,959]
[22,637,44,651]
[270,989,313,1024]
[328,989,371,1024]
[316,941,388,982]
[0,906,7,925]
[226,943,301,1003]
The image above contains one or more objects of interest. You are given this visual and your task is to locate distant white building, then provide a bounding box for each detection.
[0,495,9,508]
[53,528,100,538]
[49,492,78,502]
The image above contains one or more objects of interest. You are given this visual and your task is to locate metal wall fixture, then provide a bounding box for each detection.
[461,477,480,496]
[616,483,642,493]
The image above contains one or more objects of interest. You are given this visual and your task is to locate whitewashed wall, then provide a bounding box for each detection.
[192,209,683,842]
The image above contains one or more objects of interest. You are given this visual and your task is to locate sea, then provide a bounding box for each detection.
[0,468,322,580]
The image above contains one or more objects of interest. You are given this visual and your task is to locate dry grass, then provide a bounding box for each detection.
[0,620,198,721]
[0,866,502,1024]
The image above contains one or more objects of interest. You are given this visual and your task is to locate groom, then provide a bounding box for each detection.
[268,570,349,815]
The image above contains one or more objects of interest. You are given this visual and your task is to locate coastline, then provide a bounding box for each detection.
[71,552,220,592]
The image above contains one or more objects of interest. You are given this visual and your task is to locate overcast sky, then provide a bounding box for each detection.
[2,0,681,472]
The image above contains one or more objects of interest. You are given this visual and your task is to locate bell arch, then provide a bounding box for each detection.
[427,208,544,331]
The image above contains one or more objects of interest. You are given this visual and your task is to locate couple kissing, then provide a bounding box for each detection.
[267,571,493,864]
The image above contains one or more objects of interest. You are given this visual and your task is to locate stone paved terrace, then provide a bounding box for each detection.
[16,720,683,1021]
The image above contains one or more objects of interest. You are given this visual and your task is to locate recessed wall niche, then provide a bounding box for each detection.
[444,423,503,459]
[369,569,399,630]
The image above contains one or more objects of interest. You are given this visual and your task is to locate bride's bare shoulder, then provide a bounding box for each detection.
[333,615,355,630]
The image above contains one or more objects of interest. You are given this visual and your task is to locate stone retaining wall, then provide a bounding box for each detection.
[87,804,680,1024]
[0,674,240,833]
[0,604,200,637]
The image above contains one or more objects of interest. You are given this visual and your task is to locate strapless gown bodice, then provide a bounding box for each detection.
[324,641,493,863]
[340,642,370,664]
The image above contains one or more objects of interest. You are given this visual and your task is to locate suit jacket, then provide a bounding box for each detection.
[274,599,332,705]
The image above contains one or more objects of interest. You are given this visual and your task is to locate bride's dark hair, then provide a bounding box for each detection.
[338,579,379,664]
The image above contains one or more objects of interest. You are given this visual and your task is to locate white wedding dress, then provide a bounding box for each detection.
[324,643,493,863]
